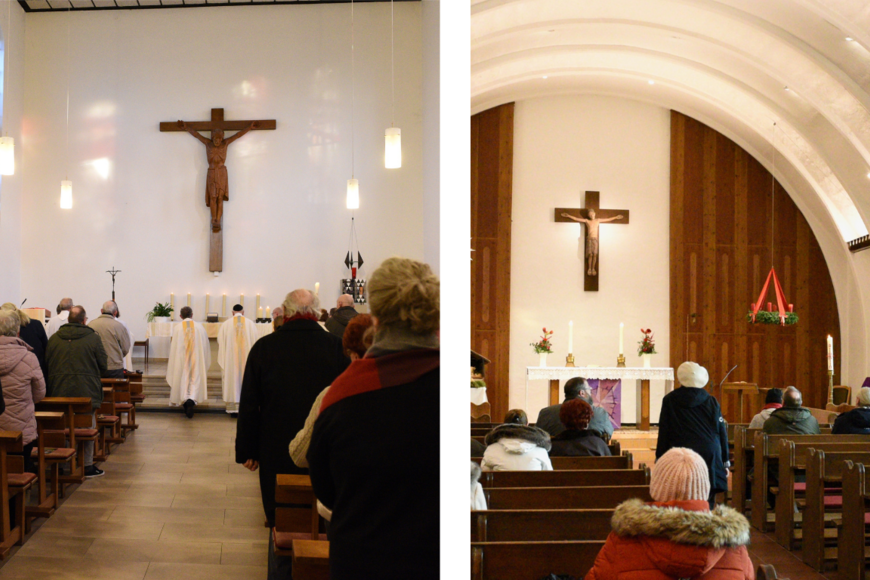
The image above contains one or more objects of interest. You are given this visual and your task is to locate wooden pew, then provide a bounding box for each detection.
[0,431,25,559]
[773,440,870,549]
[471,509,613,542]
[35,397,98,488]
[750,432,870,530]
[273,474,326,558]
[484,485,652,510]
[25,412,75,527]
[472,453,633,470]
[801,450,870,571]
[471,540,604,580]
[731,426,761,514]
[478,468,649,488]
[127,372,146,406]
[470,435,621,456]
[291,539,329,580]
[836,461,870,580]
[102,378,136,433]
[757,564,789,580]
[95,386,121,462]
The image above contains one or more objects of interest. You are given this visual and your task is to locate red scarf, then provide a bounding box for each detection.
[283,313,320,323]
[763,402,783,411]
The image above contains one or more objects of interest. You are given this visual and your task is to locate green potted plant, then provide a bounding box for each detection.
[146,302,174,323]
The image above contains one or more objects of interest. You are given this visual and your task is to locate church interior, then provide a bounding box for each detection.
[0,0,441,577]
[471,1,870,579]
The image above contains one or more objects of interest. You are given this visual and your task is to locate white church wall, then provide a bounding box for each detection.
[20,4,425,342]
[0,3,26,303]
[510,95,671,425]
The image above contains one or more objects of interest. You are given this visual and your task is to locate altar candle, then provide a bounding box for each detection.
[315,282,320,296]
[170,293,175,320]
[619,323,624,355]
[568,321,573,354]
[222,294,227,317]
[187,293,191,307]
[240,294,244,309]
[767,302,772,312]
[788,304,793,313]
[256,294,260,315]
[258,306,263,319]
[206,293,210,314]
[827,335,834,371]
[266,306,271,319]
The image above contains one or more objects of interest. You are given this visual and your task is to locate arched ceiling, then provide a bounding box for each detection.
[472,0,870,242]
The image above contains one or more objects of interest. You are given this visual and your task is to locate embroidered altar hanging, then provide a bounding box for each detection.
[750,267,791,325]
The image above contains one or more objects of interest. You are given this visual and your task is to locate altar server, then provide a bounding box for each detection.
[167,306,210,418]
[217,304,258,416]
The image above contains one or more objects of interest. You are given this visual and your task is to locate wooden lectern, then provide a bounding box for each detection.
[721,382,758,423]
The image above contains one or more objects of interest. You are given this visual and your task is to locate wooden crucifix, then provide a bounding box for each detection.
[160,108,276,272]
[555,191,629,291]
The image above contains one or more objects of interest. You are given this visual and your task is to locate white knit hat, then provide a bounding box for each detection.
[858,387,870,406]
[651,448,710,502]
[677,361,709,388]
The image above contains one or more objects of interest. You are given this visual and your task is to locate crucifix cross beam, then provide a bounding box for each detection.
[555,191,630,292]
[160,108,276,273]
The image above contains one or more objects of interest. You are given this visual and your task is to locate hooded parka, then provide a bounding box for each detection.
[481,423,553,471]
[762,407,820,435]
[0,336,46,444]
[585,498,754,580]
[46,323,107,410]
[832,407,870,434]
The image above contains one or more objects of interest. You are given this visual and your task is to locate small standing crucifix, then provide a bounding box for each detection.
[555,191,629,292]
[160,108,276,272]
[106,267,121,301]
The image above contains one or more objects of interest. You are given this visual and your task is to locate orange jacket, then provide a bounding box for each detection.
[585,499,755,580]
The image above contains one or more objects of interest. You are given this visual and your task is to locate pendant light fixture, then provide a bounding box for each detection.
[0,0,15,176]
[346,0,359,209]
[60,7,72,209]
[384,0,401,168]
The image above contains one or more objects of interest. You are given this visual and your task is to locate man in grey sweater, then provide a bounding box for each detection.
[88,301,131,379]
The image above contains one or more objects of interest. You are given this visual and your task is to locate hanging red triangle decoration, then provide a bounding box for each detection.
[749,267,797,325]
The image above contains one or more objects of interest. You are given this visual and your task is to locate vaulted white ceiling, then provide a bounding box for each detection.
[471,0,870,242]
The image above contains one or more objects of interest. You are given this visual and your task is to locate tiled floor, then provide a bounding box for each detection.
[0,412,268,579]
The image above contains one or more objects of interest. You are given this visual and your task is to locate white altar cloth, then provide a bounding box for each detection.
[525,366,675,425]
[471,387,488,406]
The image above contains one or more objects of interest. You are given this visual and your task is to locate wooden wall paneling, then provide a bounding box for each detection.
[471,104,514,422]
[669,111,840,411]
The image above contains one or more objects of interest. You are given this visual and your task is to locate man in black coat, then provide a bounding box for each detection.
[325,294,359,338]
[656,361,729,508]
[234,288,350,529]
[1,304,48,382]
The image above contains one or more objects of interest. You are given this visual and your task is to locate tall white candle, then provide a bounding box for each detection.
[568,321,573,354]
[256,294,260,315]
[187,293,191,307]
[258,306,263,319]
[619,323,624,355]
[170,293,175,320]
[222,294,227,317]
[827,335,834,371]
[315,282,320,296]
[206,293,210,314]
[240,294,244,310]
[266,306,271,319]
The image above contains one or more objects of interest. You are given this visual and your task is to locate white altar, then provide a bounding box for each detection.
[526,366,675,430]
[146,320,274,363]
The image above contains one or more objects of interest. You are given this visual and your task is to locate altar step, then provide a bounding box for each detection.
[138,373,229,410]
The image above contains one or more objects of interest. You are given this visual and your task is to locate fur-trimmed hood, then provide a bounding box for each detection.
[612,499,750,549]
[484,423,552,452]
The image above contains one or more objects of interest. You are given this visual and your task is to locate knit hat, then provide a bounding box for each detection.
[677,361,709,388]
[858,387,870,406]
[650,448,710,502]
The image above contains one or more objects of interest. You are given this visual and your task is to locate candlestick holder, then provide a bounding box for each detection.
[617,354,625,368]
[565,354,575,368]
[827,370,834,406]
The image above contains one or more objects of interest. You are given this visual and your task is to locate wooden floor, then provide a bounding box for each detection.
[0,412,269,579]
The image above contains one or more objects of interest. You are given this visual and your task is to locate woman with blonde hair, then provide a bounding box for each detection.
[307,257,439,580]
[1,303,48,382]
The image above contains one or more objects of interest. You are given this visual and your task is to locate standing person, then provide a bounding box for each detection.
[166,307,211,419]
[308,257,440,580]
[217,304,258,417]
[324,294,359,338]
[87,301,131,379]
[0,309,45,473]
[536,377,614,440]
[46,298,73,338]
[1,303,49,385]
[45,305,107,478]
[235,288,349,530]
[656,361,729,509]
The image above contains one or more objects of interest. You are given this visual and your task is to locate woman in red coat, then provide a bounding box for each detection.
[586,447,754,580]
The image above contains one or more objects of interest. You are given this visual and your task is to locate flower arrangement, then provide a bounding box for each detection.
[746,310,799,325]
[638,328,657,356]
[530,328,554,354]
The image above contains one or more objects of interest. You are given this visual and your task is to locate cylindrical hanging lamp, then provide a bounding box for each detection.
[0,137,14,175]
[346,178,359,209]
[60,180,73,209]
[385,127,401,168]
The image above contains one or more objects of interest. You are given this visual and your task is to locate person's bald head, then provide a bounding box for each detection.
[283,289,320,319]
[337,294,355,308]
[68,306,87,325]
[101,301,118,316]
[783,386,803,408]
[59,298,74,312]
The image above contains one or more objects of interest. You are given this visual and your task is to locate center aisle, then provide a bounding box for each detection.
[0,413,268,580]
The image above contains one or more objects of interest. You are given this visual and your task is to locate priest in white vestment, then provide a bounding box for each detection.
[217,304,259,416]
[167,306,211,418]
[46,297,73,338]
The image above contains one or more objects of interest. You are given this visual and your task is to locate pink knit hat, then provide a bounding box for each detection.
[651,448,710,502]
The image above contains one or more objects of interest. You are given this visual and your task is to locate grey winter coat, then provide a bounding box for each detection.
[0,336,46,444]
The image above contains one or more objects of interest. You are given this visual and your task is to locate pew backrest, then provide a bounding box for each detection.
[484,485,652,510]
[478,468,649,488]
[471,509,613,542]
[471,540,604,580]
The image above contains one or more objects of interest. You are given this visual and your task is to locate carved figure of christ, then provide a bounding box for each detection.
[560,209,624,276]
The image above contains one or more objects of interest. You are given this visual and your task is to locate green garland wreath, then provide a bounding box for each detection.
[746,310,799,325]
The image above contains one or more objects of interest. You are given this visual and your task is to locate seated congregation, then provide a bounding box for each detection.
[471,360,870,580]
